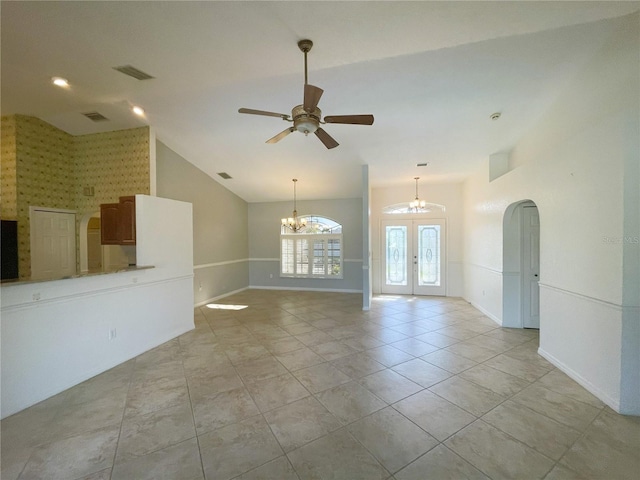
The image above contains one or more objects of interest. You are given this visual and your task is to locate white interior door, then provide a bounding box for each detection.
[381,219,446,296]
[30,208,76,280]
[522,205,540,328]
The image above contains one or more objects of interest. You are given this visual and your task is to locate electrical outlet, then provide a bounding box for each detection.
[109,328,117,340]
[269,274,273,279]
[482,290,485,296]
[32,292,41,301]
[199,282,203,292]
[132,277,138,284]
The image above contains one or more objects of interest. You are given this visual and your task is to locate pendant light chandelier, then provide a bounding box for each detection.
[282,178,307,232]
[409,177,427,212]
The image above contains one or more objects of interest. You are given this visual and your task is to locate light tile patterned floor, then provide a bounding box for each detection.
[2,290,639,479]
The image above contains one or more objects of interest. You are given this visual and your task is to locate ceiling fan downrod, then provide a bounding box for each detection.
[298,39,313,85]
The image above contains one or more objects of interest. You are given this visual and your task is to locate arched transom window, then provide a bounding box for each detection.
[280,215,343,278]
[382,202,446,214]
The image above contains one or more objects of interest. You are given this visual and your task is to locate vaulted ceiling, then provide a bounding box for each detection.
[2,1,638,202]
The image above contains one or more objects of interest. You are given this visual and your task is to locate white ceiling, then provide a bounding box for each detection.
[2,1,638,202]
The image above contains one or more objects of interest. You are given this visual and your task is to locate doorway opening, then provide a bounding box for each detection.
[79,211,102,273]
[381,219,446,296]
[502,200,540,329]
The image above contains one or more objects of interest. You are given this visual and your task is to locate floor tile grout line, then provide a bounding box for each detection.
[202,301,309,477]
[506,382,605,431]
[107,359,137,480]
[5,292,622,480]
[6,386,78,480]
[472,372,605,472]
[227,339,307,471]
[544,403,608,478]
[181,344,208,480]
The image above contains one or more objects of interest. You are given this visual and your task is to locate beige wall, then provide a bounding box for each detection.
[155,141,249,303]
[0,114,150,278]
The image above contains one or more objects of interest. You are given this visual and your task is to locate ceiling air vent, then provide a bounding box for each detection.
[82,111,109,122]
[217,172,232,180]
[112,65,155,80]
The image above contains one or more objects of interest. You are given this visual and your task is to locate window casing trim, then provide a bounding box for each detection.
[280,233,344,279]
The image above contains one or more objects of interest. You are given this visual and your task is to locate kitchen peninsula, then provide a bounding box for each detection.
[0,195,194,418]
[1,265,154,286]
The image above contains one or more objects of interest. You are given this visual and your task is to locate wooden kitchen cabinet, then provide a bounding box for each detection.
[118,196,136,245]
[100,196,136,245]
[100,203,120,245]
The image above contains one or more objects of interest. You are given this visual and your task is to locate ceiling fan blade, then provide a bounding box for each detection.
[239,108,289,119]
[314,128,339,149]
[303,84,324,112]
[324,114,374,125]
[266,127,295,144]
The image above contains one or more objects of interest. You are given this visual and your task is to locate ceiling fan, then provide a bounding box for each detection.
[238,39,374,149]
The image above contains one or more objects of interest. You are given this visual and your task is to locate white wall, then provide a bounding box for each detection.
[462,13,639,413]
[248,198,363,292]
[371,182,464,297]
[362,165,372,309]
[1,195,194,418]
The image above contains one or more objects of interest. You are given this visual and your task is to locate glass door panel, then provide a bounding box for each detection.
[382,219,446,296]
[386,225,408,286]
[414,221,445,296]
[418,225,440,286]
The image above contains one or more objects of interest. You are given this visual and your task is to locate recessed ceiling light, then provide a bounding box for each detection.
[132,106,145,116]
[51,77,69,88]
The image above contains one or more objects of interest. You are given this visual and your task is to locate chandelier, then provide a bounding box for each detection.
[409,177,427,212]
[282,178,307,232]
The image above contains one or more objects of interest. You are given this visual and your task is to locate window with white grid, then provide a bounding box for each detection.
[280,216,343,279]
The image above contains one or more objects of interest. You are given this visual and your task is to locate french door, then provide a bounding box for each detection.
[381,219,446,296]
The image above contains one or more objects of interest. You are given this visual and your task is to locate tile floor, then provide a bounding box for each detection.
[2,290,639,480]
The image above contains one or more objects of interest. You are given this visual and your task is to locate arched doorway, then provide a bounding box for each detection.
[79,212,102,273]
[503,200,540,328]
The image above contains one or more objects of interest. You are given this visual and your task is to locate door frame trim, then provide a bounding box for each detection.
[29,206,77,280]
[29,206,76,215]
[502,200,539,328]
[380,217,447,296]
[521,204,540,328]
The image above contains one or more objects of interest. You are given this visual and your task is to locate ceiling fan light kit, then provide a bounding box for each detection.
[238,39,374,149]
[292,105,320,135]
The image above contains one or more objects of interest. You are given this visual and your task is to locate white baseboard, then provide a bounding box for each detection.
[195,286,364,307]
[467,299,502,326]
[194,287,249,307]
[538,346,620,413]
[248,285,363,294]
